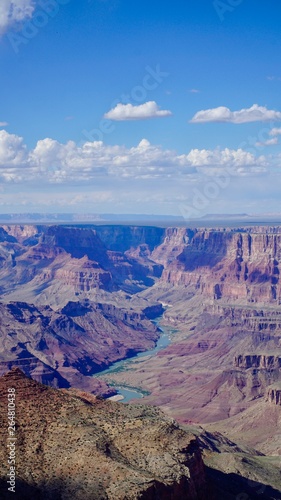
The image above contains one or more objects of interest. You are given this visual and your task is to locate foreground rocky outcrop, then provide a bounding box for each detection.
[0,369,208,499]
[1,369,280,499]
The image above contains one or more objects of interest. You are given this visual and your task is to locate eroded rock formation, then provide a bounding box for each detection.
[235,354,281,369]
[0,369,208,500]
[0,300,158,396]
[150,227,281,305]
[267,385,281,405]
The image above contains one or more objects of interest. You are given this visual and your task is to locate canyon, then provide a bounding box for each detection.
[0,223,281,496]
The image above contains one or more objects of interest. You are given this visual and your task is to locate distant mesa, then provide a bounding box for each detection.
[0,212,185,224]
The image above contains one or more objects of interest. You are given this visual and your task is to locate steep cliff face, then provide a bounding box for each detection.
[235,354,281,369]
[233,355,281,401]
[206,304,281,333]
[3,224,281,307]
[42,226,111,266]
[93,225,165,252]
[55,256,112,291]
[0,225,163,300]
[154,227,281,305]
[0,369,208,500]
[267,385,281,405]
[2,224,38,243]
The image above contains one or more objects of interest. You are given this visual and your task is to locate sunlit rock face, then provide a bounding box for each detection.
[155,227,281,305]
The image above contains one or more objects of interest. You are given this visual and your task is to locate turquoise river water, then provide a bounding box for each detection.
[95,321,176,403]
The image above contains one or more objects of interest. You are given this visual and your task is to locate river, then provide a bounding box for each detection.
[95,320,176,403]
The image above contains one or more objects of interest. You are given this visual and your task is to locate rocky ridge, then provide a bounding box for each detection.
[0,368,208,500]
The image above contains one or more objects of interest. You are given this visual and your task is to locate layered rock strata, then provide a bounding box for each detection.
[235,355,281,369]
[0,300,158,396]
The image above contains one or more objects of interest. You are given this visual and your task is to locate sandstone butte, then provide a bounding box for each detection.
[0,224,281,497]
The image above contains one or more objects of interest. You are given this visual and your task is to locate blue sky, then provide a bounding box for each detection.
[0,0,281,218]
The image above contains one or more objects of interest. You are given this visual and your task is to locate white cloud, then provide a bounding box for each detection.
[0,130,272,186]
[0,0,35,35]
[0,122,8,127]
[269,127,281,136]
[181,147,267,176]
[189,89,200,93]
[0,129,28,168]
[0,131,280,215]
[104,101,172,121]
[190,104,281,124]
[255,137,278,147]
